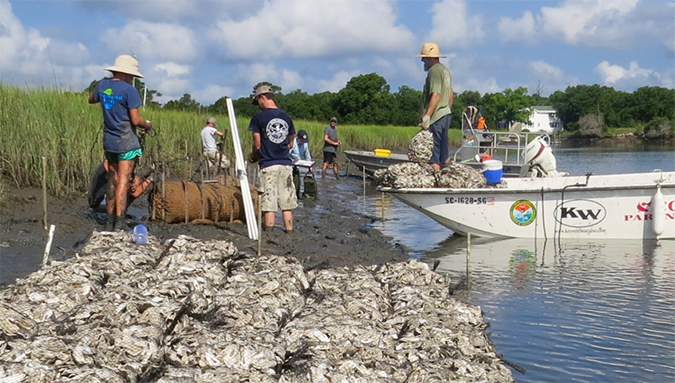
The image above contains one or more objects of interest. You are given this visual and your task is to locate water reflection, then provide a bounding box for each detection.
[421,237,675,382]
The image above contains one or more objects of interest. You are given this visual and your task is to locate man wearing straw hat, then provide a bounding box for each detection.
[89,54,152,231]
[417,42,454,172]
[248,85,298,233]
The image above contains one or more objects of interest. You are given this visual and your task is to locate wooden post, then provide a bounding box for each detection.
[466,233,471,290]
[161,163,166,222]
[42,156,48,230]
[257,191,262,256]
[362,166,366,196]
[184,161,189,224]
[200,167,205,220]
[151,164,156,222]
[215,195,222,222]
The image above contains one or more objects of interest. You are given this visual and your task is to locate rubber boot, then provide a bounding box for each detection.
[104,215,116,231]
[114,215,127,231]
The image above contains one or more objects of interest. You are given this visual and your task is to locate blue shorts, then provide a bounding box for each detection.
[105,148,142,162]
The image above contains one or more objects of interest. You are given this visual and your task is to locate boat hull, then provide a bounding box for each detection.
[381,171,675,239]
[344,150,410,174]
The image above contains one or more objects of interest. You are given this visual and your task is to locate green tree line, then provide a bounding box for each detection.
[88,73,675,139]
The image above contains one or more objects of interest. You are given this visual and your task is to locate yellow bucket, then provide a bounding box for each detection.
[374,148,391,157]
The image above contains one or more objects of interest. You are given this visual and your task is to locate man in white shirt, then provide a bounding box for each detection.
[201,117,230,175]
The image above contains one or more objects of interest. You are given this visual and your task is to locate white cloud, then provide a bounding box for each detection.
[101,21,198,63]
[212,0,414,59]
[76,0,261,23]
[154,62,191,77]
[496,0,674,49]
[666,38,675,55]
[153,77,192,100]
[498,11,537,44]
[280,70,303,92]
[316,70,359,93]
[194,84,236,105]
[461,77,501,95]
[528,61,579,96]
[529,61,565,81]
[595,60,663,89]
[427,0,484,48]
[0,0,88,83]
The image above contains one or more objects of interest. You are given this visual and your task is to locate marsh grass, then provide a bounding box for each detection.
[0,176,5,205]
[0,85,462,196]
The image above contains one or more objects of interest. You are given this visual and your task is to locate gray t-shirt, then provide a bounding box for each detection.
[201,126,218,151]
[323,126,338,153]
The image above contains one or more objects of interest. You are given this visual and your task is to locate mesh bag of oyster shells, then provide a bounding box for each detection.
[407,129,434,163]
[151,181,258,224]
[374,162,436,188]
[436,162,487,188]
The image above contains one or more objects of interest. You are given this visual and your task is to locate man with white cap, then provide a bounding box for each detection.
[417,42,454,171]
[89,54,152,231]
[201,117,230,175]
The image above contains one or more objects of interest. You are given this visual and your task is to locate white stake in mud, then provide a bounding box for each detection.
[466,233,471,290]
[43,224,55,266]
[226,97,258,240]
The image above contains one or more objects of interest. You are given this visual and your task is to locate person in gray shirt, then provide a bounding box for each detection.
[322,117,341,178]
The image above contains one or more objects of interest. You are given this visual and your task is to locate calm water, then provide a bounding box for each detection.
[350,145,675,383]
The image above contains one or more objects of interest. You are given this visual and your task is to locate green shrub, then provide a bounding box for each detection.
[643,117,673,140]
[578,114,603,137]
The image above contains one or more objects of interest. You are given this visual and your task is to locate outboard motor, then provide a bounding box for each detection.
[522,136,567,177]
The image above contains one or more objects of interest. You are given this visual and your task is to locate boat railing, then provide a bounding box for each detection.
[453,131,551,165]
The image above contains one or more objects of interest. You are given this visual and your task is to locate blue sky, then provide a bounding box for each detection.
[2,0,673,105]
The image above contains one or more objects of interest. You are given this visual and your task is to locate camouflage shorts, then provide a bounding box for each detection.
[260,165,298,212]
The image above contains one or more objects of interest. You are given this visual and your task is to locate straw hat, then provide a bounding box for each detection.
[415,42,447,58]
[105,55,143,78]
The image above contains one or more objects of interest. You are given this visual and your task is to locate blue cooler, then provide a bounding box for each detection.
[482,160,503,184]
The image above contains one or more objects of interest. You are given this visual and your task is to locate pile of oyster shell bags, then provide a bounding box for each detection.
[0,231,514,383]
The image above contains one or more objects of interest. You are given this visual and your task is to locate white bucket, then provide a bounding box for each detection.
[482,160,503,184]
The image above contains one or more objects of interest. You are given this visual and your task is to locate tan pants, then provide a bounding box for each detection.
[203,150,230,175]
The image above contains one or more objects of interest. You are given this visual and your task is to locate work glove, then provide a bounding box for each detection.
[419,115,431,130]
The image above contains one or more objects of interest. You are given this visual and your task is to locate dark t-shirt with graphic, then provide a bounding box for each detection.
[248,108,296,169]
[93,78,143,153]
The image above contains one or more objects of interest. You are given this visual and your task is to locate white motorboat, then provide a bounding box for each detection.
[346,106,555,177]
[380,136,674,239]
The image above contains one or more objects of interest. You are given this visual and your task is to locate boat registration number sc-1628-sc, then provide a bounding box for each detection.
[445,196,495,205]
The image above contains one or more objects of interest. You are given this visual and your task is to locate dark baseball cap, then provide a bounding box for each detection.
[297,129,308,144]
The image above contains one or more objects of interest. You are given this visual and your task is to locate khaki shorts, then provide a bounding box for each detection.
[260,165,298,212]
[203,150,231,169]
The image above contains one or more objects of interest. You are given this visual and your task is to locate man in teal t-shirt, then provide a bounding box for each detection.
[417,42,454,172]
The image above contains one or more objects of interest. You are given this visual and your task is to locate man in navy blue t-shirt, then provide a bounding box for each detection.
[248,85,297,233]
[89,54,152,231]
